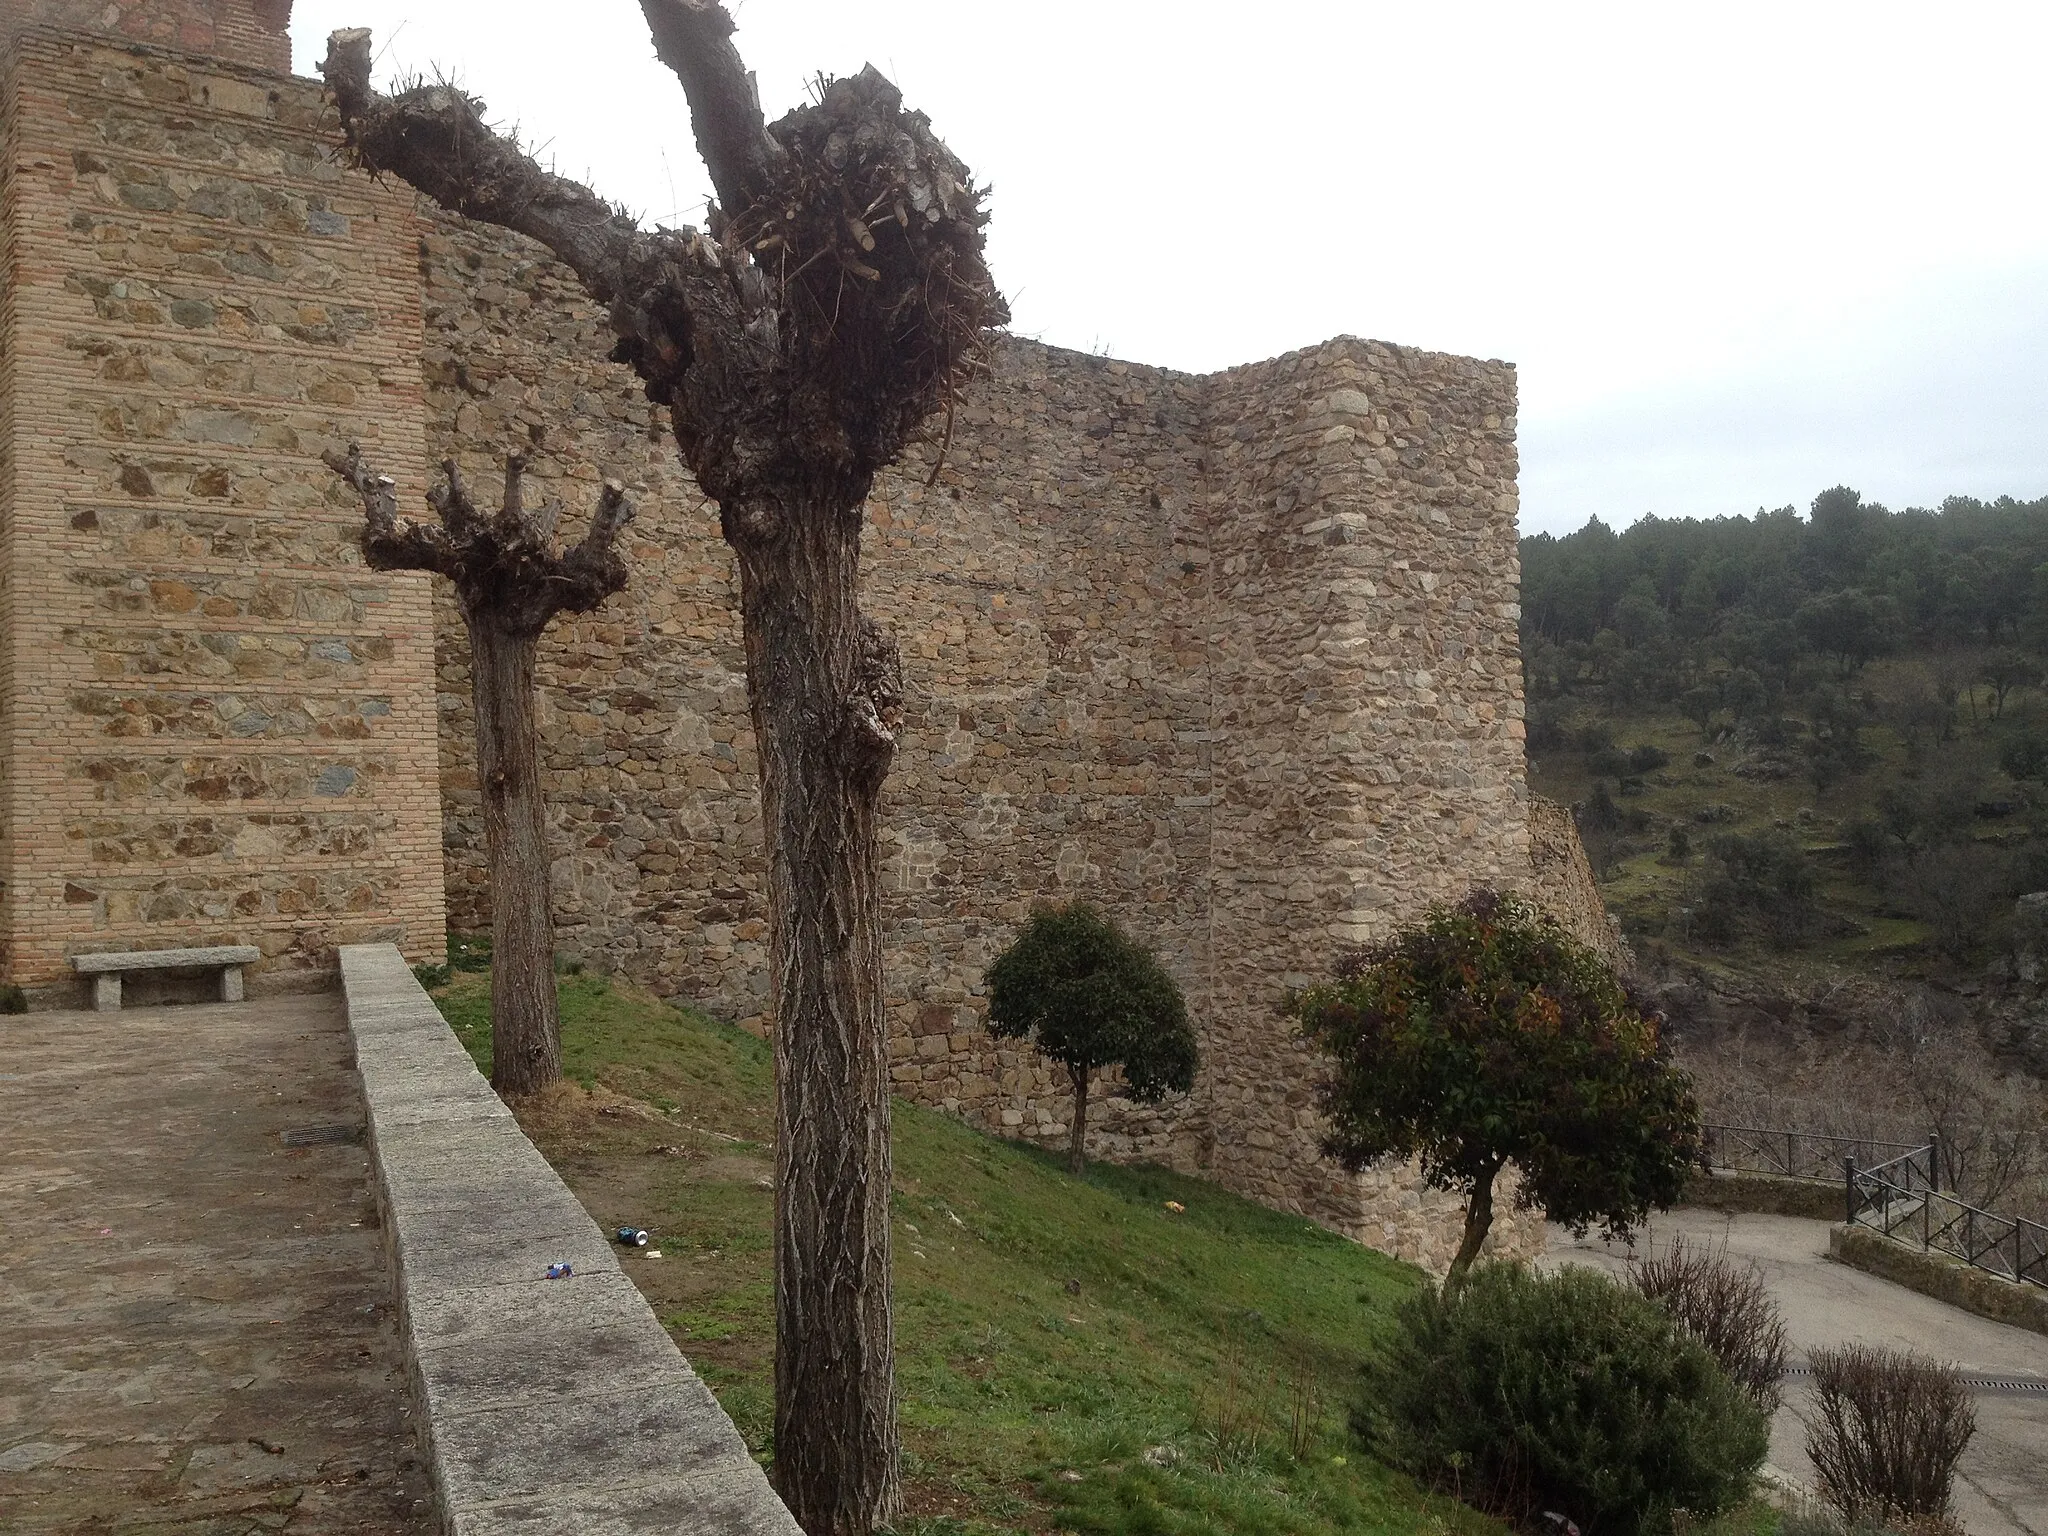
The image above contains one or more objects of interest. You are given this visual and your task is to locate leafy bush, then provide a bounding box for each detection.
[1629,1234,1788,1412]
[2000,733,2048,782]
[1358,1263,1768,1536]
[1629,743,1672,773]
[1806,1345,1976,1526]
[1590,746,1634,779]
[0,982,26,1014]
[1293,891,1699,1283]
[1694,830,1820,949]
[411,962,452,991]
[985,901,1195,1174]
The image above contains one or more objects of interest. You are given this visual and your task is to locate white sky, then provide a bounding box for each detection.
[289,3,2048,536]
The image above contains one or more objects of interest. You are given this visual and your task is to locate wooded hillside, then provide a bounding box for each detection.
[1520,488,2048,974]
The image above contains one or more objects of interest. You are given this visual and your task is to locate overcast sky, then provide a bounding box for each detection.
[289,3,2048,537]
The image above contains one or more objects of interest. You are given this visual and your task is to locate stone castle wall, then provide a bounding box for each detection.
[0,25,444,991]
[418,214,1549,1265]
[0,13,1580,1268]
[1,0,290,73]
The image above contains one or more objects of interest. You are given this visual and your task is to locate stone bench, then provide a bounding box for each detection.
[72,946,262,1011]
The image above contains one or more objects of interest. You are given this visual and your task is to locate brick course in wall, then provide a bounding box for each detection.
[0,27,443,994]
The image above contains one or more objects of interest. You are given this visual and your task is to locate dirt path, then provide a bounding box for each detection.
[1,994,435,1534]
[1546,1210,2048,1536]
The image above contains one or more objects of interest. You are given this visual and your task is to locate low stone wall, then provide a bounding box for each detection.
[1683,1170,1845,1222]
[339,943,797,1533]
[1830,1223,2048,1340]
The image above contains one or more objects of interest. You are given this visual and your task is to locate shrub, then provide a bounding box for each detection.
[985,901,1196,1174]
[1629,1234,1788,1412]
[1359,1263,1768,1536]
[0,982,26,1014]
[1695,830,1820,949]
[1292,891,1700,1285]
[1806,1345,1976,1526]
[411,962,452,991]
[1589,746,1634,780]
[1999,733,2048,783]
[1628,743,1671,773]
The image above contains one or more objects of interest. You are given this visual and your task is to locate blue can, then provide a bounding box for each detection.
[616,1226,649,1248]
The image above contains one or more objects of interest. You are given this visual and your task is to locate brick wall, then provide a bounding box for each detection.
[0,30,443,993]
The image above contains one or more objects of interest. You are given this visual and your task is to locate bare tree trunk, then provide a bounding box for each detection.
[741,511,901,1533]
[323,446,631,1101]
[469,619,561,1095]
[1068,1064,1090,1176]
[1446,1161,1499,1290]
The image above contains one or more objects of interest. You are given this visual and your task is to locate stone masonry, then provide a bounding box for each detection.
[419,215,1552,1266]
[0,4,1606,1267]
[0,3,445,994]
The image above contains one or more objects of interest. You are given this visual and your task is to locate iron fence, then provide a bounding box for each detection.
[1847,1153,2048,1291]
[1701,1122,1932,1185]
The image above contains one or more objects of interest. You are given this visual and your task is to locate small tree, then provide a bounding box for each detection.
[1291,889,1700,1286]
[327,448,632,1094]
[985,902,1196,1175]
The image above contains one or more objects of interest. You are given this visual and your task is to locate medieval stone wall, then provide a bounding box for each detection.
[0,30,443,991]
[0,10,1562,1267]
[1528,793,1631,970]
[0,0,289,73]
[418,214,1550,1265]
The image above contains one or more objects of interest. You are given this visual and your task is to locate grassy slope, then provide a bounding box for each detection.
[430,969,1495,1536]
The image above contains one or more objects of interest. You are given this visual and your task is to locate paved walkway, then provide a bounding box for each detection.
[1547,1210,2048,1536]
[1,993,435,1533]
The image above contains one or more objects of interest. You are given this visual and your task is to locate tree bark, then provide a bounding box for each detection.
[1447,1161,1499,1290]
[739,507,901,1533]
[469,619,562,1094]
[1068,1064,1090,1176]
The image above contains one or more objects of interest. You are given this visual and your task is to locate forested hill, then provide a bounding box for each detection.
[1518,488,2048,975]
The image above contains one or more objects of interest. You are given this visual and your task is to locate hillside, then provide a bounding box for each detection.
[427,966,1501,1536]
[1521,487,2048,980]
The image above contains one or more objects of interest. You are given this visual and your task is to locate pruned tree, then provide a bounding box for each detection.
[985,901,1197,1175]
[327,447,632,1094]
[1291,889,1701,1287]
[320,8,1004,1532]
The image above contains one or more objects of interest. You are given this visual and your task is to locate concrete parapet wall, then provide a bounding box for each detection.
[339,942,797,1533]
[1830,1222,2048,1340]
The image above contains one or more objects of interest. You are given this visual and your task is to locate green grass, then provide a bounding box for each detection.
[428,968,1501,1536]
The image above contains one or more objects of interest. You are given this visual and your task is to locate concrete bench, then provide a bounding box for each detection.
[72,946,262,1011]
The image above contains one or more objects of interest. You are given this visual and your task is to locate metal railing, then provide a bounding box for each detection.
[1702,1123,1932,1185]
[1847,1152,2048,1291]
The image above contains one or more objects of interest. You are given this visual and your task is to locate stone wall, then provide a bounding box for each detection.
[0,29,444,990]
[418,214,1550,1267]
[0,11,1562,1267]
[1527,793,1630,970]
[0,0,289,73]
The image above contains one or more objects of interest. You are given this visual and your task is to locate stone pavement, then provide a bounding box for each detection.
[1547,1210,2048,1536]
[1,993,436,1533]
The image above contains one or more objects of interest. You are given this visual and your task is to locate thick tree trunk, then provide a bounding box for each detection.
[739,508,900,1536]
[469,619,562,1096]
[1068,1065,1090,1176]
[1446,1162,1499,1291]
